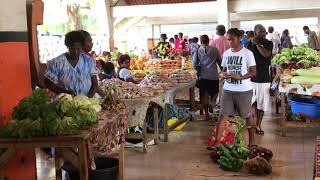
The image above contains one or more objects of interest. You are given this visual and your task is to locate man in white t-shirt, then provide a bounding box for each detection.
[266,26,280,56]
[213,28,257,147]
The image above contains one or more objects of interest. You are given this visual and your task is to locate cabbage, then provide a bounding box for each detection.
[88,104,102,112]
[56,93,73,101]
[74,96,91,108]
[88,98,100,105]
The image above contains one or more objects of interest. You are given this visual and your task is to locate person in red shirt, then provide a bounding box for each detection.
[178,32,186,50]
[174,32,186,54]
[174,34,179,50]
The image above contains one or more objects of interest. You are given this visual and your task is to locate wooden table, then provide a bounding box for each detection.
[161,80,197,142]
[0,108,128,180]
[275,66,320,136]
[0,132,125,180]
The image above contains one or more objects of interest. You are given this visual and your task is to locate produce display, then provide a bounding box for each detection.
[243,156,272,175]
[272,46,320,68]
[181,61,193,70]
[100,79,153,99]
[216,126,251,171]
[138,72,176,93]
[145,60,182,70]
[209,119,273,175]
[0,90,101,138]
[168,69,194,83]
[130,57,147,70]
[290,68,320,85]
[100,84,126,111]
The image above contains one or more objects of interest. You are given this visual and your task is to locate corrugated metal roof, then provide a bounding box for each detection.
[124,0,212,5]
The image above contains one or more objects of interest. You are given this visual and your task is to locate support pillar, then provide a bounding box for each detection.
[217,0,230,29]
[104,0,115,51]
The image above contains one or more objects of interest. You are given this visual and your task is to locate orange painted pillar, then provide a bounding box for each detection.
[0,1,36,180]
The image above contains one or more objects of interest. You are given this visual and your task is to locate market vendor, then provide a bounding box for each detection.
[117,54,138,84]
[154,33,170,59]
[79,30,102,70]
[44,31,100,97]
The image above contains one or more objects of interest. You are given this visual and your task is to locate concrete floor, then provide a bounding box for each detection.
[36,110,317,180]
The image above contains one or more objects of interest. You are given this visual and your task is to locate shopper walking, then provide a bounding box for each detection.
[193,35,221,120]
[210,25,230,57]
[266,26,280,56]
[214,28,256,147]
[280,29,293,49]
[303,26,318,50]
[247,24,273,135]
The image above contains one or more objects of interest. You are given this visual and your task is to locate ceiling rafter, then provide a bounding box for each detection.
[123,0,212,5]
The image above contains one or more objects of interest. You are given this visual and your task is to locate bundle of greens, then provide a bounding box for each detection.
[272,46,320,68]
[1,90,102,138]
[217,125,251,172]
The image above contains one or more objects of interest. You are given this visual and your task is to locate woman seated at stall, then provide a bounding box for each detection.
[117,54,138,84]
[44,31,101,97]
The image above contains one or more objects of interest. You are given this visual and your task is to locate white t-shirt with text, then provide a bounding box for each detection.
[222,47,256,92]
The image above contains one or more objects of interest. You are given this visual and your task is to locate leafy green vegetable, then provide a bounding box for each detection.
[2,91,102,138]
[217,120,251,172]
[12,89,50,120]
[272,46,320,68]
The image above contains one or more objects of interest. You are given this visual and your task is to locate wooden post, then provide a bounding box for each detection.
[280,93,287,137]
[78,141,89,180]
[163,105,168,142]
[153,107,159,145]
[119,144,125,180]
[189,87,195,112]
[142,117,148,153]
[55,148,62,180]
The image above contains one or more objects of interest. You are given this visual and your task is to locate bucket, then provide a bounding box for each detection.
[63,157,119,180]
[290,97,320,118]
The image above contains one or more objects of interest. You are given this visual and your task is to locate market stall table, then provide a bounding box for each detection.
[0,107,128,180]
[123,97,160,153]
[161,79,197,142]
[276,67,320,136]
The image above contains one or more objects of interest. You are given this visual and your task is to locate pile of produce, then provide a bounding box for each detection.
[209,119,273,175]
[216,126,251,171]
[100,84,126,111]
[290,67,320,85]
[0,90,101,138]
[131,70,150,79]
[146,60,182,70]
[272,46,320,69]
[181,61,193,69]
[139,72,176,93]
[207,119,238,147]
[100,79,153,99]
[130,57,147,70]
[168,69,194,83]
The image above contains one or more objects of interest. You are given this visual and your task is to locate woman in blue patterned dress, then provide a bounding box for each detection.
[44,31,100,97]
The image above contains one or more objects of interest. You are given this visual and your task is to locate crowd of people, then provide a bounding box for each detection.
[43,24,319,148]
[189,24,319,148]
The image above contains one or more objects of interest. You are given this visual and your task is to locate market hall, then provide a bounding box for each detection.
[1,0,320,180]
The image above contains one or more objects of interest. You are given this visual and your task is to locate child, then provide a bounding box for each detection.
[117,54,138,84]
[103,62,116,80]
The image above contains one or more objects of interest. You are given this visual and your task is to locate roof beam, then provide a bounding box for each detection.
[112,1,217,18]
[229,0,320,13]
